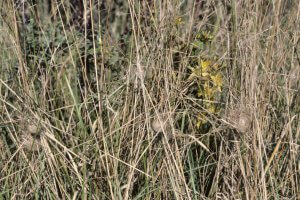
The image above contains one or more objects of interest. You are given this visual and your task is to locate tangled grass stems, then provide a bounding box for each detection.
[0,0,299,199]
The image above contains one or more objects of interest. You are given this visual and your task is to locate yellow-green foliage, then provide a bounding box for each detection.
[187,32,223,128]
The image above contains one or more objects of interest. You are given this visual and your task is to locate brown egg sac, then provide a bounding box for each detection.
[21,134,41,151]
[227,107,252,133]
[151,113,174,141]
[19,120,42,151]
[28,124,39,134]
[0,138,4,150]
[151,114,170,133]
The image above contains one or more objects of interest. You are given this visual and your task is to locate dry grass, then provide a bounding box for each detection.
[0,0,299,199]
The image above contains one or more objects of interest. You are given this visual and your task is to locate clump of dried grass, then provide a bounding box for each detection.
[0,0,299,199]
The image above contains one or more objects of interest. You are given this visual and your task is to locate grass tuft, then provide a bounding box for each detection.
[0,1,299,199]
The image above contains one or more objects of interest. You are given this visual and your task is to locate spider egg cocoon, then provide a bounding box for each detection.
[151,115,169,133]
[28,124,38,134]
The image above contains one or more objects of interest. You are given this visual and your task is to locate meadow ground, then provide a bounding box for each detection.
[0,1,299,199]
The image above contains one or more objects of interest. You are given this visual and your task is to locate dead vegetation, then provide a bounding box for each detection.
[0,0,299,199]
